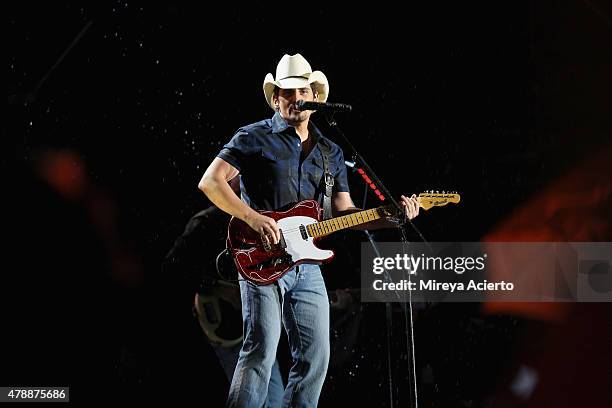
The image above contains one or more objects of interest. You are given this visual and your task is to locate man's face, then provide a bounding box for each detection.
[274,87,316,125]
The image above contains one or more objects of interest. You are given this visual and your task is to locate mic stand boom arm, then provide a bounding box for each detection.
[322,112,421,235]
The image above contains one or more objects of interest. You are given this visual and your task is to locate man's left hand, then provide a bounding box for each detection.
[400,194,420,220]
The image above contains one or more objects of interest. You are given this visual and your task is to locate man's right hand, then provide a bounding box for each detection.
[245,212,281,244]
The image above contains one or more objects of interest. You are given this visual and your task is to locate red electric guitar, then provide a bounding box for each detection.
[227,192,461,285]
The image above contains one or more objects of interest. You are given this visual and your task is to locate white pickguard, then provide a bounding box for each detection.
[277,215,333,263]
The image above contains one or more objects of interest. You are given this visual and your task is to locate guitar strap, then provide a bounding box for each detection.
[318,141,334,220]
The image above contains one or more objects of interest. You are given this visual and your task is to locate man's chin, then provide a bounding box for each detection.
[285,111,308,124]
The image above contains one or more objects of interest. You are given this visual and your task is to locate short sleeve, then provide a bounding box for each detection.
[332,146,350,193]
[216,130,258,172]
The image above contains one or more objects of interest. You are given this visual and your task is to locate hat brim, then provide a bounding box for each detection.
[263,71,329,110]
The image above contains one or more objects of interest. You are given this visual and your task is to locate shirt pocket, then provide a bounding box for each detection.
[259,149,293,187]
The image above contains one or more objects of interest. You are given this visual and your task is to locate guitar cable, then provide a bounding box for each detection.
[215,247,247,283]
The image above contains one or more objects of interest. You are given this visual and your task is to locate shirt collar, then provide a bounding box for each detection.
[270,111,323,144]
[271,111,290,133]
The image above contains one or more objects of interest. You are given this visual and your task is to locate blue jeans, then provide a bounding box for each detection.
[214,343,284,408]
[228,264,330,408]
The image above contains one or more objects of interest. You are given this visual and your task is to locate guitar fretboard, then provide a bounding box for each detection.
[306,207,391,238]
[304,193,460,238]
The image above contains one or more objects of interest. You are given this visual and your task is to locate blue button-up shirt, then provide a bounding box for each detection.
[216,112,350,211]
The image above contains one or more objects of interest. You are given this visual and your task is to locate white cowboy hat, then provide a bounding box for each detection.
[263,53,329,110]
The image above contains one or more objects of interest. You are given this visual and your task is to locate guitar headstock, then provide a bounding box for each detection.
[417,191,461,210]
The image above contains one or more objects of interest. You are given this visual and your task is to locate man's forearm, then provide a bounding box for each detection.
[199,176,256,223]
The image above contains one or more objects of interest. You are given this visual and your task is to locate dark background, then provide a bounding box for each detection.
[8,1,611,406]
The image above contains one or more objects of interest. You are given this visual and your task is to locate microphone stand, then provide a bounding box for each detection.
[322,111,422,408]
[360,188,396,408]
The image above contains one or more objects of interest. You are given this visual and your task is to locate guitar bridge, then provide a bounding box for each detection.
[261,236,272,252]
[261,229,287,252]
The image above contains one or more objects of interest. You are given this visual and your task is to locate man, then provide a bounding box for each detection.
[199,53,419,407]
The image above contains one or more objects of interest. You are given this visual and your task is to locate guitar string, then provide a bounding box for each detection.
[258,200,452,236]
[271,213,381,235]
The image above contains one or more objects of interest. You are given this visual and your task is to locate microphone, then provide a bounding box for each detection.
[295,100,352,112]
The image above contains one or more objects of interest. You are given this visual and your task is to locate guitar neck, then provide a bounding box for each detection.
[305,192,460,238]
[306,205,394,238]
